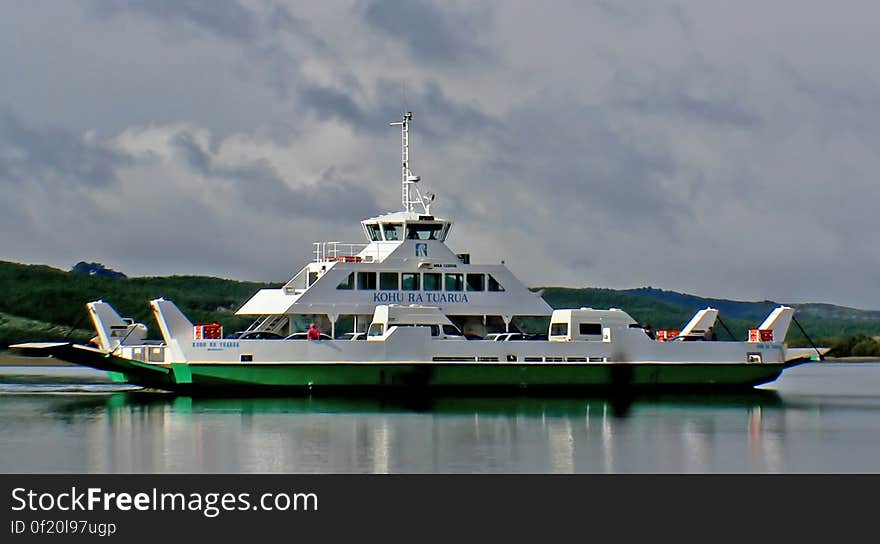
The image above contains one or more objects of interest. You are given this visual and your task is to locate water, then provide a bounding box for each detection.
[1,363,880,473]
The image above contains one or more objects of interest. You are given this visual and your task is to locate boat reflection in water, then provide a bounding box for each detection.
[27,389,794,474]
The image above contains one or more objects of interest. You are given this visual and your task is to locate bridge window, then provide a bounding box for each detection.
[550,323,568,336]
[423,273,442,291]
[382,223,403,241]
[466,273,485,291]
[337,272,354,290]
[406,223,444,240]
[357,272,377,290]
[380,272,399,290]
[443,325,462,336]
[487,274,505,292]
[365,223,382,242]
[402,273,420,290]
[368,323,384,337]
[579,323,603,335]
[445,273,464,292]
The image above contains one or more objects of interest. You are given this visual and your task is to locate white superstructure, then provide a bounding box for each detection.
[235,112,552,340]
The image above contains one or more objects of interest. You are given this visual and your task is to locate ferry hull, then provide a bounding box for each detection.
[12,343,794,393]
[176,361,790,393]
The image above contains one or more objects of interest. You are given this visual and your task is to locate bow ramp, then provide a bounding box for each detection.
[757,306,794,341]
[87,300,148,351]
[150,298,193,343]
[677,308,719,340]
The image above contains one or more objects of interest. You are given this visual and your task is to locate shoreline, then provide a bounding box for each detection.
[0,351,74,367]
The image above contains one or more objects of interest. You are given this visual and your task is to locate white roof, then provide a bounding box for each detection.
[235,289,300,315]
[362,211,448,223]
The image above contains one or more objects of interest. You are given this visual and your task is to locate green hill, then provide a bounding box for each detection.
[0,260,276,346]
[2,260,879,356]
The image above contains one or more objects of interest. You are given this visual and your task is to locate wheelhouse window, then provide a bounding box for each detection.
[466,273,485,291]
[406,223,444,240]
[401,273,420,291]
[487,274,505,292]
[550,323,568,336]
[423,272,442,291]
[379,272,399,290]
[337,272,354,290]
[445,273,464,292]
[357,272,377,290]
[442,325,462,336]
[368,323,384,337]
[365,223,382,242]
[579,323,603,335]
[382,223,403,241]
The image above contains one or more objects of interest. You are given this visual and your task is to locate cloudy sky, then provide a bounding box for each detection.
[1,1,878,308]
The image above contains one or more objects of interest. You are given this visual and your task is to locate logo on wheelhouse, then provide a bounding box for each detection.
[415,243,428,257]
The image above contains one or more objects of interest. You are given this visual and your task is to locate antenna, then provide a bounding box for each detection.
[389,112,428,214]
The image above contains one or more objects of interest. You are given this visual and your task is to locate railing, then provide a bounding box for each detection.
[313,241,374,263]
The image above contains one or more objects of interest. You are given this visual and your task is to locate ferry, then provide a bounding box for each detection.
[12,113,823,393]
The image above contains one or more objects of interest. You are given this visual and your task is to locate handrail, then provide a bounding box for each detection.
[312,241,374,262]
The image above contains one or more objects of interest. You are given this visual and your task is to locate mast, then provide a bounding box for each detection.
[389,112,426,214]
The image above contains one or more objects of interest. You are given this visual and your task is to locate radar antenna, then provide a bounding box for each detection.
[389,112,432,214]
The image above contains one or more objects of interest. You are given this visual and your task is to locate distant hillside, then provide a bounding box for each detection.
[623,287,880,322]
[615,286,880,342]
[621,287,777,321]
[0,260,277,346]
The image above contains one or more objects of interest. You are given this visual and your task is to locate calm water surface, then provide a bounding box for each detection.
[1,363,880,473]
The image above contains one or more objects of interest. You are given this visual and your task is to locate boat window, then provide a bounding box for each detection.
[401,273,420,291]
[357,272,377,290]
[442,325,462,336]
[445,273,464,292]
[337,272,354,290]
[487,274,505,292]
[466,273,485,291]
[308,271,318,286]
[365,223,382,242]
[579,323,603,335]
[406,223,444,240]
[379,272,399,290]
[368,323,384,337]
[382,223,403,241]
[423,272,442,291]
[550,323,568,336]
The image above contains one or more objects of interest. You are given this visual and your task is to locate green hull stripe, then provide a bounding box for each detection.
[184,362,785,389]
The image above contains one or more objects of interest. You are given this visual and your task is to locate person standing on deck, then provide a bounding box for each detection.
[704,326,717,341]
[307,323,321,341]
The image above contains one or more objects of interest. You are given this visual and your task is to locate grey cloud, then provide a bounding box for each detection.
[171,130,382,221]
[359,0,492,65]
[780,62,880,135]
[297,79,500,140]
[610,68,761,128]
[299,84,371,129]
[621,91,760,127]
[490,103,683,228]
[0,107,130,188]
[87,1,320,102]
[88,0,260,43]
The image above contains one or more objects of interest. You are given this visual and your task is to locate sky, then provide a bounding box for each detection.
[1,1,879,309]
